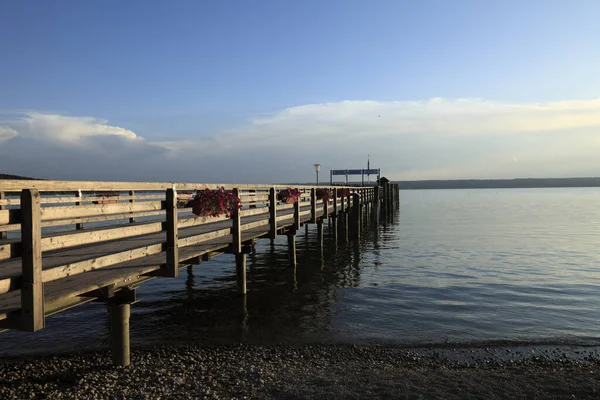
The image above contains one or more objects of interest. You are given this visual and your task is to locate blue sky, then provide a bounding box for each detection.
[1,1,599,182]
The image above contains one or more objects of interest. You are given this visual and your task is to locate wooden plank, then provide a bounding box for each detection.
[1,209,166,233]
[40,201,162,221]
[165,188,178,278]
[0,179,372,193]
[275,214,294,223]
[20,189,44,332]
[239,194,269,202]
[42,243,164,284]
[0,209,20,226]
[231,188,241,254]
[41,222,163,252]
[178,228,231,248]
[278,203,295,211]
[0,197,19,206]
[239,207,269,217]
[178,214,229,229]
[241,219,270,231]
[0,241,18,262]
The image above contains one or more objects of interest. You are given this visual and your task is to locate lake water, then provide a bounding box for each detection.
[2,187,600,355]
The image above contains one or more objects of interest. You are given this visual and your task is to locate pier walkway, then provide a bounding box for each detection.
[0,179,399,365]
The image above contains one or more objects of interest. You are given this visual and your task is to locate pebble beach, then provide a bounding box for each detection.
[2,344,600,399]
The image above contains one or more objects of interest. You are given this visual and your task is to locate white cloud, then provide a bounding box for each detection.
[6,112,140,144]
[0,126,18,143]
[1,98,600,182]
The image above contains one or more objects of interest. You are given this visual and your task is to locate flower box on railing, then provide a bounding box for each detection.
[316,188,332,202]
[93,192,120,204]
[277,188,301,204]
[188,187,242,218]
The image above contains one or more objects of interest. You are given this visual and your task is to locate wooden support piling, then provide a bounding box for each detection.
[235,253,247,294]
[287,233,296,267]
[109,302,131,367]
[293,200,300,231]
[269,188,277,239]
[165,188,179,278]
[317,219,323,249]
[20,189,45,332]
[232,188,245,293]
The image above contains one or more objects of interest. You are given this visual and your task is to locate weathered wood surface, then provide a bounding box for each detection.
[0,179,360,192]
[0,178,377,337]
[0,204,320,321]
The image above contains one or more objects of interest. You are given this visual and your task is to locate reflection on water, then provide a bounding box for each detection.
[2,188,600,356]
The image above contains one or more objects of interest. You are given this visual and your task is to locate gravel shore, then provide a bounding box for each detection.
[2,344,600,399]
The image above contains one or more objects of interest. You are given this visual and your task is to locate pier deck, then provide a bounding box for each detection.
[0,179,398,365]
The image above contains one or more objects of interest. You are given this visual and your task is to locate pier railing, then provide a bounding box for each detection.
[0,179,398,365]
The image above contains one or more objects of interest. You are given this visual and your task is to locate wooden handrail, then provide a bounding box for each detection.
[0,179,374,193]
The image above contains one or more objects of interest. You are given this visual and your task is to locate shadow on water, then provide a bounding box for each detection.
[131,205,398,347]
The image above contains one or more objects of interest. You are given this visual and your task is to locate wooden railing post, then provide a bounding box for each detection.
[352,192,361,239]
[165,187,179,278]
[310,188,316,223]
[232,188,246,294]
[129,190,135,223]
[269,187,277,239]
[333,188,338,216]
[75,190,84,230]
[294,199,300,231]
[310,188,317,224]
[331,187,338,241]
[0,191,6,240]
[20,189,45,332]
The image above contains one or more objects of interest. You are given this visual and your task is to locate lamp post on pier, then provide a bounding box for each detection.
[314,164,321,185]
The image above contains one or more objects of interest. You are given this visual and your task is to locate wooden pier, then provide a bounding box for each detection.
[0,179,399,366]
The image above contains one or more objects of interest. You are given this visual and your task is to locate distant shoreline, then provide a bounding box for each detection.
[396,177,600,190]
[4,174,600,190]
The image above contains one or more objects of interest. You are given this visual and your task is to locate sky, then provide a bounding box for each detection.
[1,0,600,183]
